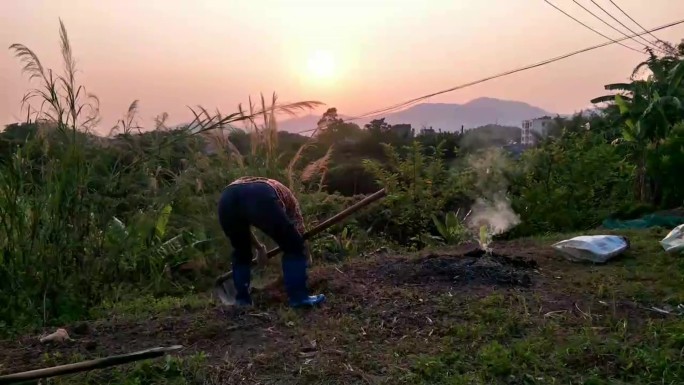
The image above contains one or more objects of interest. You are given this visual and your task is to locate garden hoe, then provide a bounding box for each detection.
[213,188,387,306]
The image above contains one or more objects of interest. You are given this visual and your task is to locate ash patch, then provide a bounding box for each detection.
[384,248,538,288]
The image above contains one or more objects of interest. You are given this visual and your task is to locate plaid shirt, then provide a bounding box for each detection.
[228,176,305,235]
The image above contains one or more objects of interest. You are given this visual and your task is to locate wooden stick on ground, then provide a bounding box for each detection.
[0,345,183,384]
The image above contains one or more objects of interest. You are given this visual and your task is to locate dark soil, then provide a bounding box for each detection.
[0,240,654,384]
[382,249,538,288]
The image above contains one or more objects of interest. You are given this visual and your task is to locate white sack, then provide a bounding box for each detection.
[552,235,629,263]
[660,224,684,253]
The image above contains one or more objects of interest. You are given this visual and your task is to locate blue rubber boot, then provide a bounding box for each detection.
[232,263,253,306]
[282,256,325,308]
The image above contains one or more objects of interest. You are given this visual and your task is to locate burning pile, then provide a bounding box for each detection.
[388,148,537,288]
[386,249,537,289]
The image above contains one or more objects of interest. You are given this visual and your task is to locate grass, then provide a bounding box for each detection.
[535,227,684,304]
[91,294,214,320]
[2,228,683,384]
[402,228,684,385]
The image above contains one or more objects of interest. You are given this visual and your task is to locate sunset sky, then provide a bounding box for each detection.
[2,0,683,132]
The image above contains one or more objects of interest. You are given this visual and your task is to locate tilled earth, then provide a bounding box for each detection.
[0,240,657,384]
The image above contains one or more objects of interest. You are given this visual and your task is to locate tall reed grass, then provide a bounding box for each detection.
[1,19,332,329]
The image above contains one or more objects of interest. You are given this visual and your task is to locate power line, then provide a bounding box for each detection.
[571,0,654,52]
[292,17,684,136]
[607,0,663,43]
[543,0,643,53]
[588,0,664,52]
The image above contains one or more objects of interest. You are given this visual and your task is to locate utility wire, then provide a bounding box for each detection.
[543,0,643,53]
[607,0,663,44]
[588,0,664,52]
[571,0,656,52]
[292,17,684,136]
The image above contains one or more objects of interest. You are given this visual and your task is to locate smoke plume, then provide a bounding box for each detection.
[467,195,521,235]
[464,148,521,236]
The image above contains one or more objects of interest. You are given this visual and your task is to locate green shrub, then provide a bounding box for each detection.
[362,140,466,245]
[510,130,635,236]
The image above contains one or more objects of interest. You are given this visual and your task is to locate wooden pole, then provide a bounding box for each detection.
[0,345,182,384]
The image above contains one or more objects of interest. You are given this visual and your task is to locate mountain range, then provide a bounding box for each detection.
[276,97,554,133]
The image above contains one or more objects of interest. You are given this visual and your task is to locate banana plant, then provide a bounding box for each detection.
[105,204,187,279]
[333,226,355,252]
[591,51,684,203]
[431,209,468,245]
[312,226,357,261]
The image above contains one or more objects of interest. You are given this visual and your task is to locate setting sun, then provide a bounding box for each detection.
[306,50,336,82]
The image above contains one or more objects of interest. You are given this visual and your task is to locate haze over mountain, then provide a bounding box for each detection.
[277,97,553,133]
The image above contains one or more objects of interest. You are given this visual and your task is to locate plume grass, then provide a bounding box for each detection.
[9,18,100,133]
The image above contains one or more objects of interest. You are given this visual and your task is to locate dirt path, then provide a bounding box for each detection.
[0,240,660,384]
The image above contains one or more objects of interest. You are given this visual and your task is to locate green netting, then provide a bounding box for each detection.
[602,214,684,230]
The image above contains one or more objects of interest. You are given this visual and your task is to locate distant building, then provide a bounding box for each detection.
[389,124,414,139]
[521,116,553,145]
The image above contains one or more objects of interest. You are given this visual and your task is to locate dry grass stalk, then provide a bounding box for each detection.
[286,143,309,189]
[300,145,334,186]
[285,105,339,188]
[200,125,244,167]
[154,112,169,131]
[180,93,321,177]
[237,93,282,162]
[109,100,141,137]
[266,100,279,161]
[239,97,260,157]
[10,18,100,132]
[187,98,320,141]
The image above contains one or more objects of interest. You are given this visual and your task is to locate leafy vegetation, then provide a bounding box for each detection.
[2,20,684,384]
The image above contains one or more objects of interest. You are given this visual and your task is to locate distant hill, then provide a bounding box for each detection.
[277,97,553,133]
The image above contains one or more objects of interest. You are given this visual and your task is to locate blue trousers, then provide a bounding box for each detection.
[217,181,309,303]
